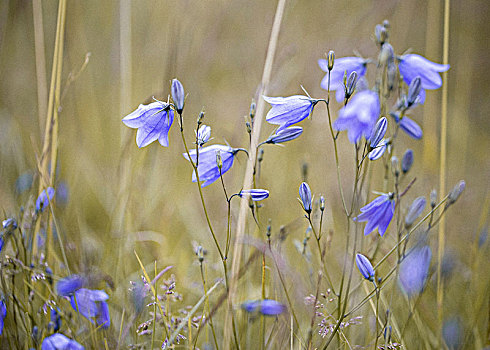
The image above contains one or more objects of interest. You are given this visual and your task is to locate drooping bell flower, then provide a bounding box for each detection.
[264,95,317,132]
[355,193,395,236]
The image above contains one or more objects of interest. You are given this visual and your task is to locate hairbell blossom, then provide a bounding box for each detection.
[122,101,174,148]
[263,126,303,145]
[41,333,84,350]
[264,95,317,132]
[299,182,312,214]
[355,193,395,236]
[398,245,432,297]
[398,54,450,104]
[183,145,238,187]
[241,299,286,316]
[334,90,380,144]
[318,56,368,102]
[355,253,375,281]
[239,189,269,201]
[390,112,423,140]
[36,187,55,212]
[71,288,110,329]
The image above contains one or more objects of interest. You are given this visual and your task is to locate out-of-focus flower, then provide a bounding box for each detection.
[50,308,61,332]
[334,90,380,144]
[171,79,185,114]
[0,300,6,335]
[239,189,269,201]
[398,54,450,104]
[398,245,432,297]
[55,181,69,206]
[264,126,303,145]
[355,253,375,281]
[318,56,368,102]
[122,101,174,148]
[390,113,423,140]
[15,172,33,194]
[36,187,55,212]
[355,193,395,236]
[442,317,463,350]
[70,288,110,329]
[241,299,286,316]
[196,125,211,147]
[264,95,317,132]
[41,333,84,350]
[402,149,414,173]
[2,218,17,231]
[56,275,86,296]
[299,182,312,214]
[183,145,238,187]
[405,197,426,228]
[448,180,465,204]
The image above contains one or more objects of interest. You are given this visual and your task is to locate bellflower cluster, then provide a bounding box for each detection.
[398,245,432,297]
[334,90,380,144]
[355,253,375,281]
[318,56,367,101]
[239,189,269,201]
[41,333,84,350]
[398,54,450,103]
[122,101,175,148]
[241,299,286,316]
[355,193,395,236]
[36,187,55,212]
[183,145,238,187]
[264,95,317,131]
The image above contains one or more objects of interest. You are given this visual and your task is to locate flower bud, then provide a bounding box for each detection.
[379,43,394,66]
[402,149,414,173]
[299,182,312,214]
[375,24,388,45]
[356,253,375,281]
[2,218,17,231]
[327,50,335,71]
[258,148,264,163]
[171,79,185,114]
[384,326,392,343]
[345,71,358,98]
[406,77,422,107]
[370,117,387,149]
[448,180,465,204]
[391,156,400,176]
[239,189,269,201]
[430,189,437,208]
[405,197,426,228]
[266,126,303,144]
[320,195,325,212]
[387,60,397,91]
[246,121,252,134]
[249,100,256,121]
[216,151,223,170]
[197,110,205,125]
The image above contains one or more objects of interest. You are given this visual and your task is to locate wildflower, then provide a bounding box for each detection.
[334,90,380,144]
[369,117,387,149]
[0,300,6,335]
[406,77,422,108]
[344,71,358,99]
[299,182,312,214]
[50,308,61,332]
[41,333,84,350]
[196,124,211,147]
[241,300,260,313]
[318,56,367,102]
[0,237,3,254]
[264,126,303,145]
[447,180,465,204]
[183,145,238,187]
[405,197,426,228]
[171,79,185,114]
[2,218,17,231]
[442,317,463,350]
[398,54,450,103]
[70,288,110,329]
[327,50,335,70]
[264,95,317,132]
[239,189,269,201]
[36,187,55,212]
[241,299,286,316]
[390,112,423,140]
[355,253,375,281]
[319,195,325,211]
[122,101,174,148]
[398,245,432,297]
[355,193,395,236]
[401,149,414,173]
[56,275,85,296]
[368,139,388,161]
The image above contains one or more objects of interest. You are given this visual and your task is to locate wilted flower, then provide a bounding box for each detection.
[299,182,312,214]
[41,333,84,350]
[398,54,450,103]
[355,254,375,281]
[56,275,86,296]
[264,95,317,132]
[402,149,414,173]
[390,112,423,140]
[36,187,55,212]
[264,126,303,145]
[171,79,185,113]
[183,145,238,187]
[0,300,6,335]
[334,90,380,144]
[241,299,286,316]
[355,193,395,236]
[71,288,110,329]
[122,101,174,148]
[239,189,269,201]
[405,197,426,228]
[398,245,432,297]
[196,124,211,147]
[318,56,368,101]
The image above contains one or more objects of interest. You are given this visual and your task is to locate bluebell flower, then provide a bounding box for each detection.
[401,149,414,173]
[2,218,17,231]
[318,56,368,102]
[122,101,174,148]
[398,54,450,104]
[368,139,388,161]
[299,182,312,214]
[171,79,185,114]
[239,189,269,201]
[241,299,286,316]
[241,300,260,313]
[0,300,6,335]
[398,245,432,297]
[56,275,85,296]
[41,333,84,350]
[36,187,55,212]
[183,145,238,187]
[264,95,317,132]
[369,117,387,149]
[355,193,395,236]
[70,288,110,329]
[334,90,380,144]
[390,113,423,140]
[405,197,426,228]
[264,126,303,144]
[355,253,375,281]
[196,125,211,147]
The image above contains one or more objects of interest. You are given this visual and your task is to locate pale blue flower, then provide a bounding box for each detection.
[122,101,174,148]
[355,193,395,236]
[171,79,185,113]
[264,95,316,131]
[299,182,312,214]
[401,149,414,173]
[36,187,55,212]
[390,113,423,140]
[398,245,432,297]
[239,189,269,201]
[0,300,6,335]
[368,139,388,161]
[41,333,84,350]
[355,253,375,281]
[370,117,387,149]
[334,90,380,144]
[196,125,211,147]
[56,275,85,296]
[405,197,426,227]
[241,299,286,316]
[318,56,367,102]
[70,288,110,329]
[264,126,303,145]
[183,145,237,187]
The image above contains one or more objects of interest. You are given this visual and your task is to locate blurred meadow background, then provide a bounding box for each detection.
[0,0,489,348]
